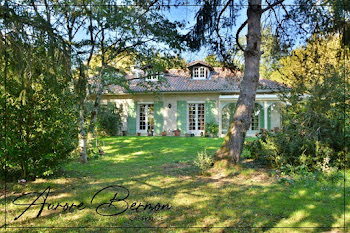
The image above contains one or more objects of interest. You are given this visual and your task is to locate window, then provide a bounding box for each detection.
[145,73,159,81]
[193,67,206,79]
[139,104,154,132]
[188,103,205,133]
[249,105,261,131]
[193,68,199,78]
[221,103,261,134]
[250,112,259,130]
[200,67,205,77]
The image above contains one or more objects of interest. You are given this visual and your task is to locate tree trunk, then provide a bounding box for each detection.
[88,72,105,136]
[79,104,88,163]
[215,0,262,164]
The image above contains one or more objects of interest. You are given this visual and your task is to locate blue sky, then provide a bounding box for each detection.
[163,0,296,62]
[71,0,299,63]
[165,4,247,61]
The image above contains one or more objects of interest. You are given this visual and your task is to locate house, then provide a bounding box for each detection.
[101,60,285,137]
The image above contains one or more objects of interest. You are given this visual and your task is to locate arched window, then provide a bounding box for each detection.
[268,102,284,130]
[221,103,263,134]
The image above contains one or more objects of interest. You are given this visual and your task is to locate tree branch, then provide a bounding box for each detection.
[235,0,285,52]
[235,20,247,51]
[261,0,285,13]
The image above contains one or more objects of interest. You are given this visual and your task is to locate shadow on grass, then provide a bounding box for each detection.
[1,136,348,232]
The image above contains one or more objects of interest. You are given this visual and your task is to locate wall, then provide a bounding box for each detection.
[102,93,220,136]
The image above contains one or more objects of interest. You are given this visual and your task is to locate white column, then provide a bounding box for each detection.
[218,101,222,137]
[264,101,268,130]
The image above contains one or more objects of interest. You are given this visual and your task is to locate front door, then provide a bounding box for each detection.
[188,103,205,135]
[138,104,154,134]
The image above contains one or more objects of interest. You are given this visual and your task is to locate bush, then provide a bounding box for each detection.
[194,149,214,173]
[205,122,219,137]
[96,102,123,136]
[0,38,78,180]
[245,35,349,174]
[246,124,347,173]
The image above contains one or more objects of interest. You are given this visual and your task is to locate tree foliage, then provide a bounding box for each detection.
[247,34,349,170]
[0,10,78,179]
[1,0,186,178]
[94,102,123,137]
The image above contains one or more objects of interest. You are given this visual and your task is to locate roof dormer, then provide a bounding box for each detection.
[187,60,213,80]
[141,64,163,81]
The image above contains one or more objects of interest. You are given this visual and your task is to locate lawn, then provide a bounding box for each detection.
[1,136,349,232]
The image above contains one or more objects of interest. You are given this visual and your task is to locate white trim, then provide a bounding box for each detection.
[145,77,159,81]
[264,101,268,130]
[187,101,205,104]
[138,102,154,104]
[219,94,280,100]
[192,66,207,80]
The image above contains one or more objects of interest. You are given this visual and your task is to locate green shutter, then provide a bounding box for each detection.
[259,105,264,129]
[222,102,236,133]
[267,105,271,131]
[127,101,137,135]
[205,100,217,124]
[176,101,187,134]
[154,101,164,135]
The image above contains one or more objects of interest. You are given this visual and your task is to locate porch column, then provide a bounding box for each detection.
[218,101,222,136]
[264,101,268,130]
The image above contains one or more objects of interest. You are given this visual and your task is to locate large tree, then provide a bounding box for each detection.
[187,0,286,164]
[7,0,185,163]
[187,0,349,164]
[1,1,78,178]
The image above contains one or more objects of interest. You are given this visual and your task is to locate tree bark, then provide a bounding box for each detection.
[77,63,88,163]
[88,71,105,136]
[79,103,88,163]
[215,0,262,164]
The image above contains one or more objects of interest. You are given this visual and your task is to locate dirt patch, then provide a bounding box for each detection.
[235,170,274,184]
[162,161,274,187]
[195,165,274,188]
[161,161,199,177]
[161,161,192,170]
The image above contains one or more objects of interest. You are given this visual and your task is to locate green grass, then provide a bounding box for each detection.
[1,136,349,232]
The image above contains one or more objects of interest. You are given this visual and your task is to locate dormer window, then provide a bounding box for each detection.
[193,66,207,80]
[140,64,164,82]
[145,72,163,81]
[145,74,159,81]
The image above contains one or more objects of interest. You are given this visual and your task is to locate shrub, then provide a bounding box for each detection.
[205,122,219,137]
[96,102,123,136]
[246,126,347,173]
[0,38,78,180]
[245,35,349,174]
[194,149,214,173]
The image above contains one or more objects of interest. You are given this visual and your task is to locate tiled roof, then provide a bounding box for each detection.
[107,67,286,94]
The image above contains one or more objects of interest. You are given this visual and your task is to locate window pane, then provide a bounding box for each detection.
[198,103,204,130]
[147,104,154,130]
[200,67,205,78]
[139,105,146,130]
[194,68,199,78]
[189,104,196,130]
[188,103,205,131]
[250,105,260,130]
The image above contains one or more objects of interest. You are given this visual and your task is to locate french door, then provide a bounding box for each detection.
[188,103,205,135]
[138,104,154,134]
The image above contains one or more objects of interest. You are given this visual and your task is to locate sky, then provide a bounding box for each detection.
[164,4,247,62]
[70,0,299,63]
[163,0,296,62]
